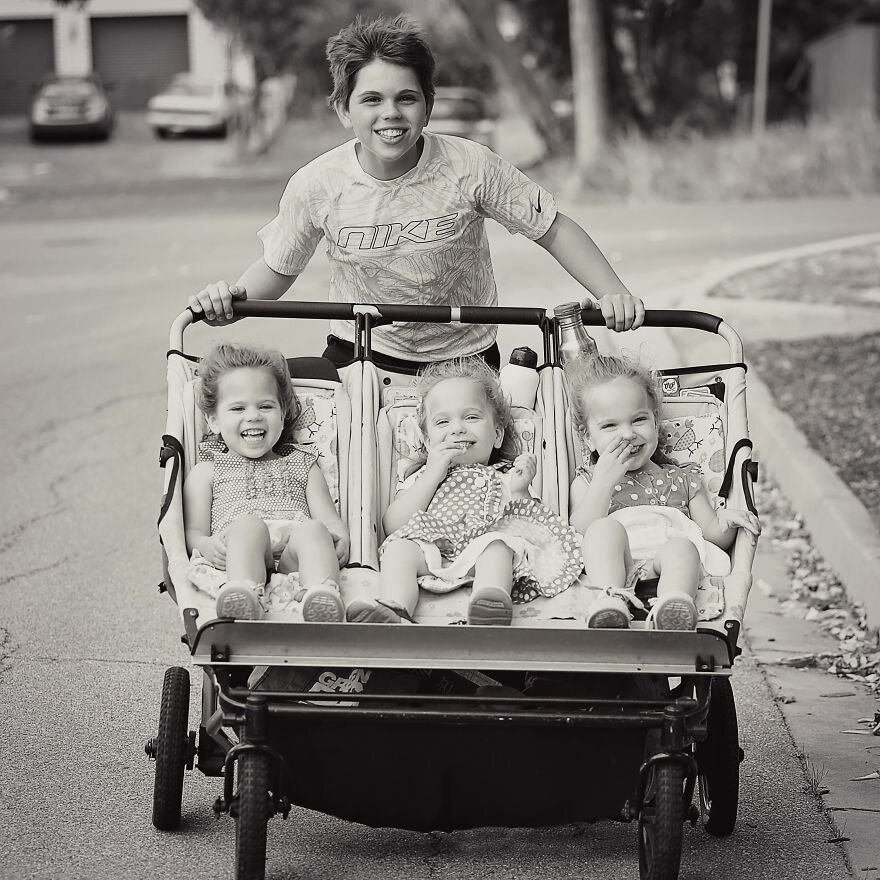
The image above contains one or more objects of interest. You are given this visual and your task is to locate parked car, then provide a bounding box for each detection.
[428,86,496,149]
[147,74,243,139]
[29,74,115,142]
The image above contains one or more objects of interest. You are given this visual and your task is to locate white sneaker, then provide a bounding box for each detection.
[216,581,265,620]
[586,594,631,629]
[647,592,698,631]
[301,580,345,622]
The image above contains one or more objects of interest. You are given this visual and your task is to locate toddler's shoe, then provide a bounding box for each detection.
[345,598,411,624]
[467,587,513,626]
[647,592,698,631]
[585,594,631,629]
[216,581,265,620]
[301,579,345,622]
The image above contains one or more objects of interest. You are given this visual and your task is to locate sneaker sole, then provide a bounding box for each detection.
[587,608,630,629]
[216,589,263,620]
[345,602,402,624]
[467,597,513,626]
[654,600,697,631]
[302,591,345,622]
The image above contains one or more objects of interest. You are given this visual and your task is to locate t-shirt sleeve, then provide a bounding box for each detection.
[472,144,557,240]
[257,170,324,276]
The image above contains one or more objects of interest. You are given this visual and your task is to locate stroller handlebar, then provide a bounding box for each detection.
[178,300,724,330]
[168,302,731,355]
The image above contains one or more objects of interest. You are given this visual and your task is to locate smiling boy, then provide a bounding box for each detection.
[188,15,644,369]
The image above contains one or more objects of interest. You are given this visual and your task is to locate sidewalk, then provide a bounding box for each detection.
[651,235,880,875]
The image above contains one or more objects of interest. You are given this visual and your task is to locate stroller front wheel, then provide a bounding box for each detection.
[234,750,272,880]
[638,761,685,880]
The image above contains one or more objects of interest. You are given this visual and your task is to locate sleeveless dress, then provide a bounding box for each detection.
[574,461,730,601]
[188,439,317,597]
[383,463,583,602]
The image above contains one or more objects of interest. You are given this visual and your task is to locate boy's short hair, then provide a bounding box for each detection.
[326,14,436,110]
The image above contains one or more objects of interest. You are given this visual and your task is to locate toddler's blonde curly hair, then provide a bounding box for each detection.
[416,356,521,462]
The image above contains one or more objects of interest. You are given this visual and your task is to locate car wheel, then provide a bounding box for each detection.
[215,122,228,139]
[154,127,170,140]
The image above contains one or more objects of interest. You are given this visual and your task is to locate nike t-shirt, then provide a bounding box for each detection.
[258,131,557,360]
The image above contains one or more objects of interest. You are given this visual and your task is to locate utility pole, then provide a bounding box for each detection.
[569,0,606,169]
[753,0,772,134]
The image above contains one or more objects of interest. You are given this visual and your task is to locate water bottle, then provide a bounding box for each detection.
[500,346,540,409]
[555,301,598,367]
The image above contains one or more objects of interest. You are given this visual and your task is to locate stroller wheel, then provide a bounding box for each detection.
[234,750,271,880]
[696,677,740,836]
[150,666,191,831]
[638,761,684,880]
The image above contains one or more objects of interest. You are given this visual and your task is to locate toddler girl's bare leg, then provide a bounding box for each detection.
[280,519,340,583]
[216,515,272,620]
[581,517,633,629]
[650,538,700,630]
[281,520,344,622]
[377,539,425,618]
[653,538,700,599]
[468,540,514,626]
[581,517,632,588]
[224,515,273,582]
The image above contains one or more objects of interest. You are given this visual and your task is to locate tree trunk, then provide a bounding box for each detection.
[450,0,567,158]
[568,0,606,169]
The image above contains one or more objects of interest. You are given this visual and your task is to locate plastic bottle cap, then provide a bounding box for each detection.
[508,346,538,368]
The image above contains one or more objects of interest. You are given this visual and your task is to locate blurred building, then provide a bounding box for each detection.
[0,0,252,115]
[807,19,880,120]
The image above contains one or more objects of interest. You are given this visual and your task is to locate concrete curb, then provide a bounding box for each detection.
[747,372,880,625]
[658,236,880,629]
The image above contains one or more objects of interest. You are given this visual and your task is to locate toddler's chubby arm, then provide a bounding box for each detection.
[569,437,635,533]
[382,439,465,535]
[188,258,297,324]
[183,461,227,568]
[506,453,537,499]
[535,212,645,332]
[688,489,761,550]
[305,463,350,566]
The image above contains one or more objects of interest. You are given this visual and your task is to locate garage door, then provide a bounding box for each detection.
[0,19,55,115]
[91,15,189,110]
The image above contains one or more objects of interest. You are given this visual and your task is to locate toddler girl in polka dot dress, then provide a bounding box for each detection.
[346,357,583,626]
[184,343,350,622]
[567,353,760,630]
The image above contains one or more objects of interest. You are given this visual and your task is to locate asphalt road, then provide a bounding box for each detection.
[1,141,878,878]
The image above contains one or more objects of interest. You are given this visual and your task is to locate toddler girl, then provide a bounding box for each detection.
[567,354,760,630]
[184,342,350,621]
[346,357,582,625]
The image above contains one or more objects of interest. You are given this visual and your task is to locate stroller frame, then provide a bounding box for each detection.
[150,301,757,880]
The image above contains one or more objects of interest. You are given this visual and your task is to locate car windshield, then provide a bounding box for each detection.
[43,82,96,98]
[166,82,216,97]
[431,97,484,121]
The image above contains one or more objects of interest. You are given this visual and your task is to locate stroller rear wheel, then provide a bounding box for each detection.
[696,677,741,836]
[149,666,193,830]
[234,750,272,880]
[638,761,685,880]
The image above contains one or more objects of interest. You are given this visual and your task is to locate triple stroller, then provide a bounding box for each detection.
[149,300,758,880]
